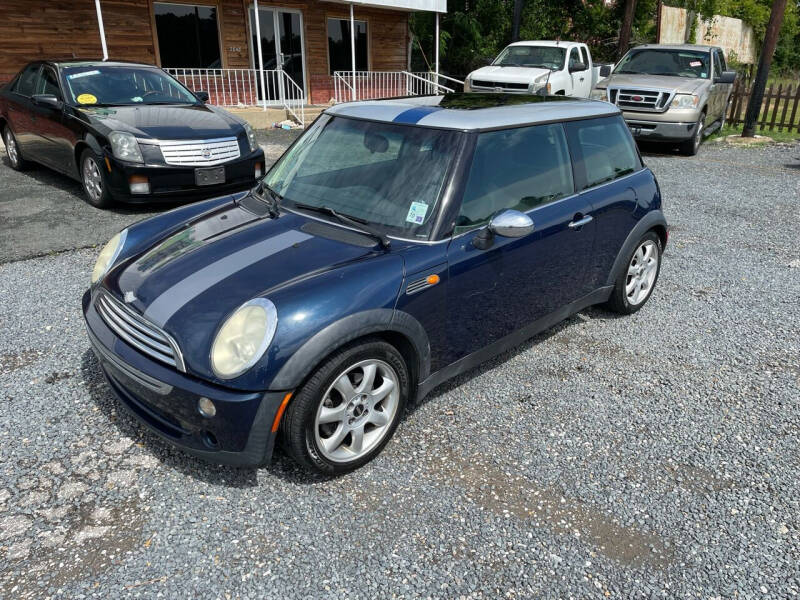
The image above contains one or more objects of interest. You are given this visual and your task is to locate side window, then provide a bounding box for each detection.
[456,124,574,233]
[713,51,724,78]
[14,64,41,97]
[568,48,580,70]
[37,67,62,98]
[580,46,590,67]
[716,50,727,72]
[566,116,640,190]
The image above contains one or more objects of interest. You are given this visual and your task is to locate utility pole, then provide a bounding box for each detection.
[742,0,788,137]
[512,0,524,42]
[617,0,637,59]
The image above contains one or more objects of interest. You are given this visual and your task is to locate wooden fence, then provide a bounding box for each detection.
[727,79,800,133]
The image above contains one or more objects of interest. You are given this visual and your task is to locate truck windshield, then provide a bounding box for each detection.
[264,115,462,239]
[62,66,199,106]
[614,49,711,79]
[493,46,566,70]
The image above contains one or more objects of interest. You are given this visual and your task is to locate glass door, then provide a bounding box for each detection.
[249,6,306,103]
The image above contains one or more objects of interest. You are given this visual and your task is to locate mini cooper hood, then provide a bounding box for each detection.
[602,73,708,94]
[468,65,551,84]
[78,104,244,140]
[106,203,391,334]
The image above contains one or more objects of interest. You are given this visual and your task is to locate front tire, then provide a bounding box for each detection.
[4,126,27,171]
[281,339,410,474]
[680,112,705,156]
[80,148,113,208]
[605,231,662,315]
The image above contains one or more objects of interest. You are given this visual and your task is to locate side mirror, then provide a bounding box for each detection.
[599,64,612,78]
[32,94,63,110]
[569,61,588,73]
[490,209,535,238]
[195,90,210,103]
[716,70,736,84]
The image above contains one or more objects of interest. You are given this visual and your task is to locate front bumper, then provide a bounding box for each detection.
[622,117,699,142]
[82,289,287,466]
[104,148,265,204]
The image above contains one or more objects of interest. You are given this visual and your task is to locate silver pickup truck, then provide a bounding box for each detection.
[591,44,736,155]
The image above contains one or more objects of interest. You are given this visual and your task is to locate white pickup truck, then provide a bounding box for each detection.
[464,41,601,97]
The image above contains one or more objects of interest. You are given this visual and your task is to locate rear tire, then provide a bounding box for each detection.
[281,339,410,474]
[679,112,705,156]
[3,126,27,171]
[80,148,113,208]
[604,231,662,315]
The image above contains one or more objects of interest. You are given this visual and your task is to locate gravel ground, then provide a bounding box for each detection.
[0,136,799,598]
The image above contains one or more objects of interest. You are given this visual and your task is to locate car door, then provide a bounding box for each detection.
[4,64,40,156]
[710,50,729,124]
[576,45,593,97]
[30,65,74,173]
[444,123,596,365]
[564,116,645,289]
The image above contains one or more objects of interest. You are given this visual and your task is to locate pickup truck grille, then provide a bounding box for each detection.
[158,137,241,166]
[607,87,674,113]
[95,292,185,372]
[471,80,529,92]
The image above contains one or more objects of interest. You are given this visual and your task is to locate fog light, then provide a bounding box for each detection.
[197,397,216,418]
[129,175,150,195]
[254,162,263,179]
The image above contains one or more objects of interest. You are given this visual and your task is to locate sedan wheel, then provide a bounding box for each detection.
[80,149,112,208]
[625,240,659,306]
[314,359,400,463]
[4,128,25,170]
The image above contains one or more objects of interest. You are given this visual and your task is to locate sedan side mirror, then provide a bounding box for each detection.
[31,94,63,110]
[490,209,535,237]
[599,64,612,78]
[195,90,210,103]
[716,70,736,85]
[569,61,588,73]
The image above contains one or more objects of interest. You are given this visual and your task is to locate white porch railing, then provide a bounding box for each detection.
[165,68,304,126]
[332,71,463,103]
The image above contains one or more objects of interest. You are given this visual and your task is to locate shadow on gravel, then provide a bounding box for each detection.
[80,349,260,488]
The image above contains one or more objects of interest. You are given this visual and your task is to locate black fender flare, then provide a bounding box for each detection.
[270,309,431,390]
[605,210,668,287]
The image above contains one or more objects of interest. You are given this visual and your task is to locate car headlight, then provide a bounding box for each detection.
[108,131,143,163]
[464,78,471,92]
[528,73,550,94]
[91,229,127,284]
[211,298,277,379]
[671,94,700,109]
[590,88,608,101]
[242,121,258,153]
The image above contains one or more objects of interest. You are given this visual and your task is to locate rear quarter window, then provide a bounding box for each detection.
[565,116,641,190]
[14,64,40,97]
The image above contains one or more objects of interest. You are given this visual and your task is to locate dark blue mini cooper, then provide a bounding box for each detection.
[83,94,667,473]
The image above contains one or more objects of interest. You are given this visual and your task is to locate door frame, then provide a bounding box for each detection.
[247,4,308,105]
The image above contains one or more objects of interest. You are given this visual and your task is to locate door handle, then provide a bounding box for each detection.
[568,215,593,229]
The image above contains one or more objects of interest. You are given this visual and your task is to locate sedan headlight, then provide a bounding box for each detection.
[108,131,143,163]
[671,94,700,109]
[590,88,608,101]
[91,229,127,284]
[211,298,277,379]
[242,121,258,153]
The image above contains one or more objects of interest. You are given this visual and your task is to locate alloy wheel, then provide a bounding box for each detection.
[314,359,400,463]
[626,240,659,306]
[82,156,103,203]
[5,131,18,167]
[693,118,704,152]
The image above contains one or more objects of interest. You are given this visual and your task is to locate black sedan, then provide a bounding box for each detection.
[0,60,265,208]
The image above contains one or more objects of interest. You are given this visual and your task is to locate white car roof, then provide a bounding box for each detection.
[506,40,584,47]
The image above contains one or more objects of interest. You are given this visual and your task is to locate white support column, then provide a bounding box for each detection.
[95,0,108,61]
[350,3,356,101]
[434,11,440,86]
[253,0,268,111]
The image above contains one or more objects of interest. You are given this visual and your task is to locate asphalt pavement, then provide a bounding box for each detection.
[0,133,799,598]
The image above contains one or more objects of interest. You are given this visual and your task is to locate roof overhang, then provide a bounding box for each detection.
[323,0,446,13]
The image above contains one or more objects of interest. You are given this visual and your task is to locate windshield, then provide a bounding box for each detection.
[62,66,198,106]
[614,49,710,79]
[493,46,566,70]
[264,116,462,239]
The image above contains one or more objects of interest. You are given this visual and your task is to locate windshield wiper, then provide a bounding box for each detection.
[293,203,390,249]
[251,181,281,218]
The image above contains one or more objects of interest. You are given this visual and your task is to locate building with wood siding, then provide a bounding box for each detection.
[0,0,446,105]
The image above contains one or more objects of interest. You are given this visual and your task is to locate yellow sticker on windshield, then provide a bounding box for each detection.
[76,93,97,105]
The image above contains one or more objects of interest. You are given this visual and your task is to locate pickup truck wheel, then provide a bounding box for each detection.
[680,112,705,156]
[280,338,410,474]
[604,231,662,315]
[80,148,113,208]
[4,127,27,171]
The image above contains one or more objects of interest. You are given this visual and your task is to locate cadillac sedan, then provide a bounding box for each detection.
[0,60,265,207]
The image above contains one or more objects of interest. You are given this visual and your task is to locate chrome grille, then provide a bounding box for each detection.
[608,87,674,113]
[471,80,529,92]
[158,137,241,166]
[95,292,185,372]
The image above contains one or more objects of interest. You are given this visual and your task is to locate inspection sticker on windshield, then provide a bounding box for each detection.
[406,201,429,225]
[68,70,100,80]
[76,93,97,105]
[689,61,702,67]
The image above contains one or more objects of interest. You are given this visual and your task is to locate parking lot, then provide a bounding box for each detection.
[1,134,799,598]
